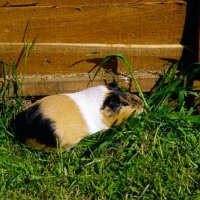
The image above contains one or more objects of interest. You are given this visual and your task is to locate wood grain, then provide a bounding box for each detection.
[0,0,199,95]
[0,71,161,96]
[0,0,183,7]
[0,43,184,76]
[0,1,186,44]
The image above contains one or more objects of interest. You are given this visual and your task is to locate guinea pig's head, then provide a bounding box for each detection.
[101,83,144,127]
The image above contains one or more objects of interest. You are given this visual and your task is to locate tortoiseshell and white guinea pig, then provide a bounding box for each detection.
[13,83,144,151]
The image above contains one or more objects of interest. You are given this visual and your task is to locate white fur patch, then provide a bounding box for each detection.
[66,85,109,134]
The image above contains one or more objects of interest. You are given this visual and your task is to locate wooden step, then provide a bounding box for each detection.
[0,43,183,76]
[0,71,161,96]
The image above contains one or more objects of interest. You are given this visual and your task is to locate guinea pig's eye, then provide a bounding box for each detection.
[122,102,129,106]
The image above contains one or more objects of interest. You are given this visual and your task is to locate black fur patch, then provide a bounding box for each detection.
[107,83,128,99]
[102,83,131,112]
[101,92,122,112]
[13,104,57,148]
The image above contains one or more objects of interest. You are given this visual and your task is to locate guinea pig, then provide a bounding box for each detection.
[13,83,144,151]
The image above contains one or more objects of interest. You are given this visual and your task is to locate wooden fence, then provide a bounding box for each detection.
[0,0,199,96]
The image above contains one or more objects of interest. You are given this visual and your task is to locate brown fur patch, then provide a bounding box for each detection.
[38,95,89,149]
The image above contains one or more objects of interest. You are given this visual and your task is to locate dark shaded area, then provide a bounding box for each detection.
[159,58,179,65]
[181,1,199,46]
[179,0,199,71]
[179,1,199,108]
[160,1,199,71]
[70,56,118,74]
[198,0,200,62]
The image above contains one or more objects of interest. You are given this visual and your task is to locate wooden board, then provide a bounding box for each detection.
[0,1,187,44]
[0,71,161,95]
[0,0,183,7]
[0,43,184,76]
[0,0,199,95]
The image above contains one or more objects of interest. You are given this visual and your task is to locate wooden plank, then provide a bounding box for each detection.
[0,71,160,95]
[0,43,184,76]
[0,2,187,44]
[0,0,182,7]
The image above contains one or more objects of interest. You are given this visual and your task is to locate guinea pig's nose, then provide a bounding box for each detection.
[138,107,144,115]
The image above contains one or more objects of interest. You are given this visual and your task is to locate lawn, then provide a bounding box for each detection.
[0,54,200,199]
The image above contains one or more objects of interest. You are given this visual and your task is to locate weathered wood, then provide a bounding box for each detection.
[0,0,199,96]
[0,71,161,95]
[0,1,186,44]
[0,43,184,76]
[0,0,183,7]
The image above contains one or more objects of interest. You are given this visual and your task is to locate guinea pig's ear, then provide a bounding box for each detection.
[107,80,119,90]
[101,93,121,111]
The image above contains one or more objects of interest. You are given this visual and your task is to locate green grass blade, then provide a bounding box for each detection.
[86,52,100,56]
[0,62,7,97]
[91,56,111,82]
[87,52,149,108]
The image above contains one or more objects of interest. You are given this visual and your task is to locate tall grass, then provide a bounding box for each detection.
[0,39,37,138]
[0,51,200,199]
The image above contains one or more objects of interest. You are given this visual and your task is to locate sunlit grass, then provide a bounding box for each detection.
[0,52,200,199]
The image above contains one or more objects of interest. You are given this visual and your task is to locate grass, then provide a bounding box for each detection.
[0,51,200,199]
